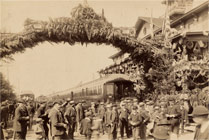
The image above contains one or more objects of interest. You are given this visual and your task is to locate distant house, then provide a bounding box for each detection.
[135,16,163,40]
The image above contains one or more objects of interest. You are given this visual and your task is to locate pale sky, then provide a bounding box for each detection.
[0,0,206,97]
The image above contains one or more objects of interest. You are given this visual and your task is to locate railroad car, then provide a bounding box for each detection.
[49,74,134,102]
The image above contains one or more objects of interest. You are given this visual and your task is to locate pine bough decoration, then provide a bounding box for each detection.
[0,4,144,58]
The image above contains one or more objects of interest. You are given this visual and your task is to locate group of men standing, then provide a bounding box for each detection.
[2,94,209,140]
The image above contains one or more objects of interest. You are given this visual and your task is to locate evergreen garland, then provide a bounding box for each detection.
[0,4,144,58]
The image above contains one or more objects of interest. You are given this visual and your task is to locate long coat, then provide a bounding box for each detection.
[49,108,66,136]
[80,118,92,135]
[13,104,29,132]
[76,104,84,123]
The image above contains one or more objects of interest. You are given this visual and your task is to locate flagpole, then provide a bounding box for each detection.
[150,8,154,39]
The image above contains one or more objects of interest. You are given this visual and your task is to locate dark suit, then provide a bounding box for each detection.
[139,110,150,140]
[119,108,130,138]
[76,104,84,123]
[64,105,76,139]
[167,105,182,134]
[105,110,118,140]
[75,104,84,132]
[49,108,67,139]
[37,106,49,138]
[80,118,92,140]
[13,104,29,140]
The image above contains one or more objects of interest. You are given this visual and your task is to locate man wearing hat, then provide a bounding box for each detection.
[138,102,150,140]
[151,106,161,132]
[105,104,116,140]
[1,101,9,129]
[166,98,182,135]
[98,102,106,134]
[37,103,49,139]
[119,102,130,138]
[129,106,142,140]
[111,104,119,140]
[49,99,68,140]
[64,100,76,139]
[80,112,93,140]
[192,105,209,140]
[75,101,85,134]
[13,99,29,140]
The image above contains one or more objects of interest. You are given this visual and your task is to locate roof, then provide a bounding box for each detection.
[135,16,164,36]
[142,0,209,40]
[171,31,209,41]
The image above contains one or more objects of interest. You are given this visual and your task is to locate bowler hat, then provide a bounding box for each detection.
[66,98,71,102]
[192,105,209,117]
[53,99,63,105]
[139,102,144,107]
[17,98,25,103]
[70,101,75,104]
[106,104,112,108]
[154,106,160,110]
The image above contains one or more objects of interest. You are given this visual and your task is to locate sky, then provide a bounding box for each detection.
[0,0,206,97]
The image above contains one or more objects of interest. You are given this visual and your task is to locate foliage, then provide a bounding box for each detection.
[0,72,16,102]
[130,34,209,100]
[0,4,144,58]
[130,35,176,100]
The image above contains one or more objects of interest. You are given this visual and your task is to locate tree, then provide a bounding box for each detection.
[0,72,16,102]
[130,35,176,100]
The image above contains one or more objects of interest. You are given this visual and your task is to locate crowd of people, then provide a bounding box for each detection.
[0,92,209,140]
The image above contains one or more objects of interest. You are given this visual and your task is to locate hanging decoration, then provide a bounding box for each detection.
[0,3,145,59]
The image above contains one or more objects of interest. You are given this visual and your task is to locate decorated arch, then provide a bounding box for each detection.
[0,3,144,58]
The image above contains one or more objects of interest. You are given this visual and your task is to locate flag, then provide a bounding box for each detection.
[150,8,154,38]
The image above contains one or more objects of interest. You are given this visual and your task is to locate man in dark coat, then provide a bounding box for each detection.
[97,102,106,134]
[37,103,49,139]
[27,102,35,130]
[119,102,130,138]
[64,100,76,139]
[105,104,118,140]
[1,101,9,129]
[166,99,182,135]
[75,101,84,133]
[138,102,150,140]
[80,112,92,140]
[49,99,68,140]
[192,105,209,140]
[8,101,15,120]
[13,99,29,140]
[129,106,142,140]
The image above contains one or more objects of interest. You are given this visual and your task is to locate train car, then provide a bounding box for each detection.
[50,74,134,102]
[19,91,35,101]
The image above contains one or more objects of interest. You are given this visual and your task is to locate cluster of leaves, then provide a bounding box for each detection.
[0,4,144,58]
[130,34,209,100]
[0,72,16,102]
[130,35,176,100]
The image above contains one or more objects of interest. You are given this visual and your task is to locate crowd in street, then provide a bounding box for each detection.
[0,92,209,140]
